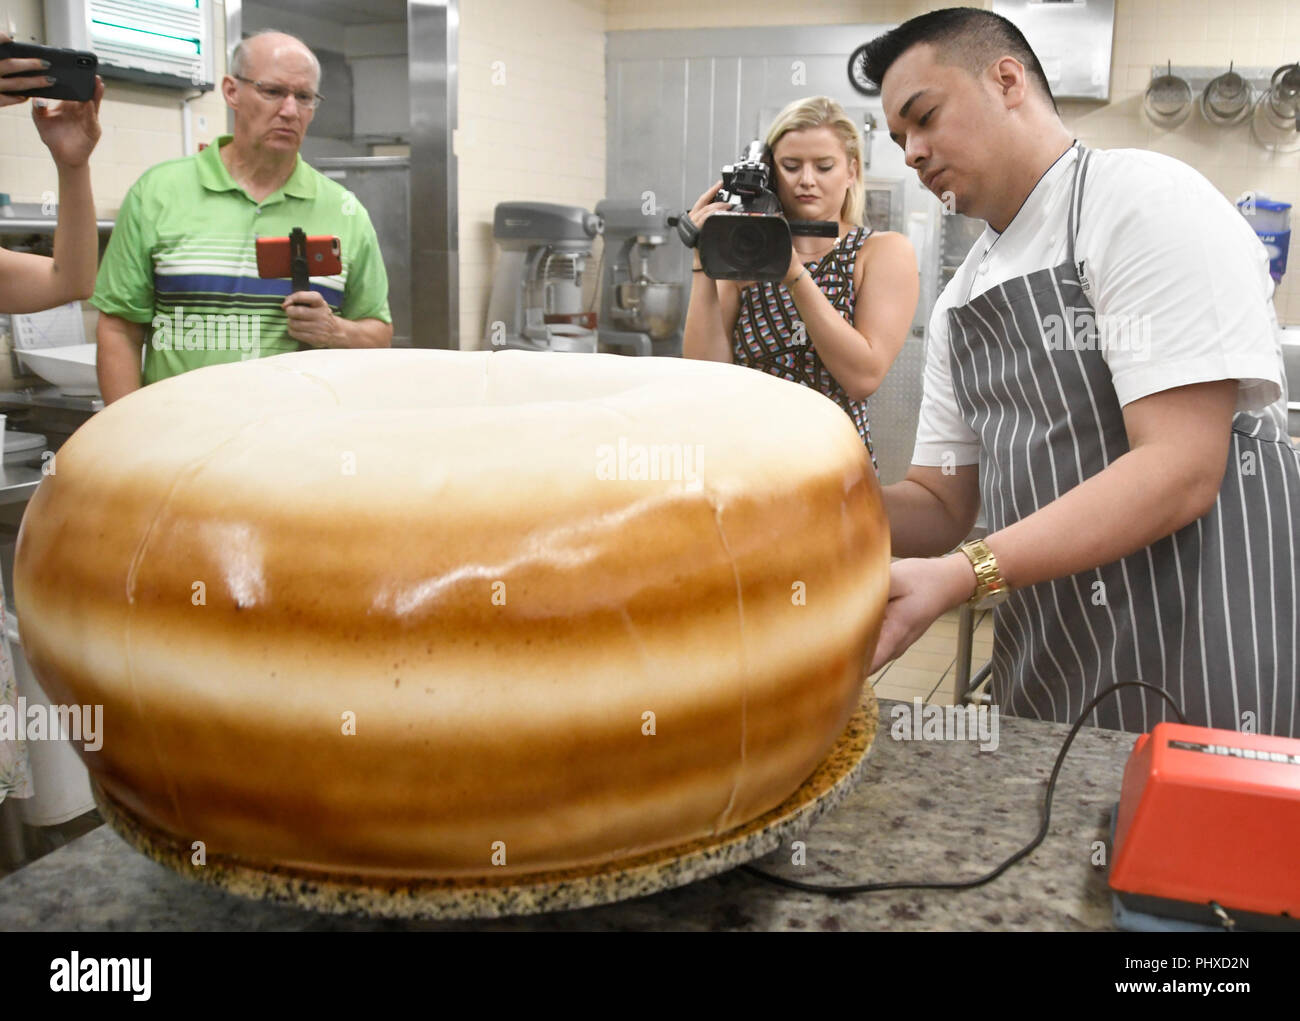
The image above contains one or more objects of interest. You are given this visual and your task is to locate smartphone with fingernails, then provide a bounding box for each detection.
[0,41,97,102]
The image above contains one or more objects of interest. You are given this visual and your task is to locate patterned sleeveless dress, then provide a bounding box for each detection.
[732,226,877,472]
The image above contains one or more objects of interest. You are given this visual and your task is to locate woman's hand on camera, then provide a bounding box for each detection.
[688,179,731,232]
[33,75,104,169]
[0,32,51,107]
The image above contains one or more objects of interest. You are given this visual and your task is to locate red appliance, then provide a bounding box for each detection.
[1109,721,1300,930]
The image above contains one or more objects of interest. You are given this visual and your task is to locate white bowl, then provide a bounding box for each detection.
[18,343,99,396]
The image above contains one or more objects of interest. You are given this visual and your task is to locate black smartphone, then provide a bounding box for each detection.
[0,41,97,102]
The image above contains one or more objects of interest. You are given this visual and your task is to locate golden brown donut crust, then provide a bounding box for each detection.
[16,349,890,877]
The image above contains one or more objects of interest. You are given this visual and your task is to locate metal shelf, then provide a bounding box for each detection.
[0,219,115,235]
[1147,64,1284,96]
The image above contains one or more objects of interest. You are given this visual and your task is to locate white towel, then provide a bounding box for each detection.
[0,597,33,803]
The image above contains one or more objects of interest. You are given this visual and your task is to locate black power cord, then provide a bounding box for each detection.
[741,681,1188,895]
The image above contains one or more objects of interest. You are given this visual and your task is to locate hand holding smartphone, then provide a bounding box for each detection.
[257,230,345,346]
[0,34,103,170]
[257,233,342,280]
[257,230,342,309]
[0,37,98,103]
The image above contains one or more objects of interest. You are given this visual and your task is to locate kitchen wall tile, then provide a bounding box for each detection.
[593,2,1299,322]
[1252,36,1291,67]
[1157,0,1182,24]
[1131,19,1161,45]
[1233,10,1262,41]
[1078,2,1299,322]
[0,11,227,214]
[1188,38,1225,64]
[3,1,1297,344]
[0,155,50,203]
[1205,13,1235,44]
[1126,63,1154,93]
[1173,16,1207,46]
[1181,0,1210,25]
[1132,1,1160,32]
[459,0,607,347]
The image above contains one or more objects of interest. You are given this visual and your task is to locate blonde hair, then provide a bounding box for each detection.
[764,96,865,226]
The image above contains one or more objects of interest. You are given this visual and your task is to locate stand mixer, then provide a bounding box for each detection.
[595,199,685,357]
[484,202,603,352]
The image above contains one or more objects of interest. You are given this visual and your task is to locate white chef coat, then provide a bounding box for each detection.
[913,144,1290,467]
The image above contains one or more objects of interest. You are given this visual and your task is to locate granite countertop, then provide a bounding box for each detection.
[0,698,1136,931]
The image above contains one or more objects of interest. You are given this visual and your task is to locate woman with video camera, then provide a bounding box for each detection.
[682,96,918,473]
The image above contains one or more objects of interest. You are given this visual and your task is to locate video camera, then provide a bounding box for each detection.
[670,140,838,281]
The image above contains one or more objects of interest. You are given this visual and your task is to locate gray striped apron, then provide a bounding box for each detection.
[947,143,1300,736]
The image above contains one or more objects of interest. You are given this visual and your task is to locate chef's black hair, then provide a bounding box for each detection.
[856,7,1058,113]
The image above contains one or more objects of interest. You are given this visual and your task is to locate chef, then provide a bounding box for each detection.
[861,8,1300,736]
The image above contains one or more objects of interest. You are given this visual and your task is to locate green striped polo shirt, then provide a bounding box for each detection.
[92,135,391,385]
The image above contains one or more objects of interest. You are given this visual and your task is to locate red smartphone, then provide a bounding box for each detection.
[0,41,97,102]
[256,235,342,279]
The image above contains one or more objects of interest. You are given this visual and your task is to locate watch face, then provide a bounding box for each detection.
[973,588,1011,611]
[847,43,881,96]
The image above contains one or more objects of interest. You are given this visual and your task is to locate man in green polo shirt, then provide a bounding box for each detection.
[93,30,391,403]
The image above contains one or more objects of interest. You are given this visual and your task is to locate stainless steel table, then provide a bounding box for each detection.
[0,464,42,507]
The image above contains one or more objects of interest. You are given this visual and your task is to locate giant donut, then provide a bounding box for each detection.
[15,348,890,878]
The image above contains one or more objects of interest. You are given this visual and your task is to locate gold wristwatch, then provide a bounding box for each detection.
[959,539,1011,609]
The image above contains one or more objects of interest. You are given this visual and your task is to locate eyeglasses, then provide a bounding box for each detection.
[234,76,323,110]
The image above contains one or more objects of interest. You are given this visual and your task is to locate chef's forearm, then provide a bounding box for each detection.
[882,464,980,558]
[884,482,959,556]
[985,445,1224,592]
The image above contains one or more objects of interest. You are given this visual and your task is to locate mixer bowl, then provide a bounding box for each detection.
[544,324,598,353]
[616,281,683,341]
